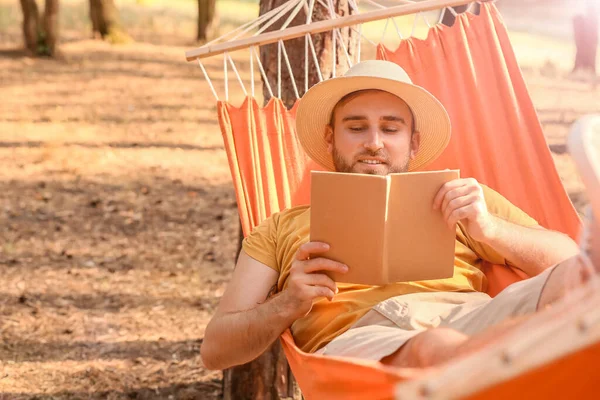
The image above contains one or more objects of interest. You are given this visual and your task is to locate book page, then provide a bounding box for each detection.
[310,171,388,285]
[385,170,459,283]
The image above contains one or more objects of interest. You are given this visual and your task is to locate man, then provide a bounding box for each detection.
[201,60,592,370]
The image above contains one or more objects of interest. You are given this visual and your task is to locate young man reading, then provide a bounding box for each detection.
[201,60,597,370]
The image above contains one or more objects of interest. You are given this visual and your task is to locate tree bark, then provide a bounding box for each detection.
[89,0,121,39]
[19,0,59,56]
[222,2,358,400]
[43,0,59,56]
[222,340,299,400]
[226,223,301,400]
[198,0,217,42]
[259,0,358,109]
[572,1,598,74]
[20,0,40,53]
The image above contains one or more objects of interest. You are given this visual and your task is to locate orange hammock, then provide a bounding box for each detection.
[216,3,582,399]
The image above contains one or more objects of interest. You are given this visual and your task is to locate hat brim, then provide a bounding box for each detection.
[296,75,451,172]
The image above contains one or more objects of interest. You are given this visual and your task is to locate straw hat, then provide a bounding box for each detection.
[296,60,451,171]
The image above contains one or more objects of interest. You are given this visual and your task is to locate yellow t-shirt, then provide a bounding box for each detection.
[242,185,538,353]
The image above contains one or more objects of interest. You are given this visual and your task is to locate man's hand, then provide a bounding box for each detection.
[202,246,346,371]
[281,242,348,320]
[433,178,495,242]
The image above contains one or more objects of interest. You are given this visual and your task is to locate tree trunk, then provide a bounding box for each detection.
[222,340,300,400]
[226,222,300,400]
[89,0,121,39]
[572,2,598,75]
[222,2,358,400]
[19,0,59,56]
[198,0,217,42]
[259,0,358,109]
[20,0,40,53]
[43,0,59,56]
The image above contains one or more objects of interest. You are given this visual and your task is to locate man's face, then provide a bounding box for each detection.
[325,90,420,175]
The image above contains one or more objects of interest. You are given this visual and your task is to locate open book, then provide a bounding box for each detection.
[310,170,460,285]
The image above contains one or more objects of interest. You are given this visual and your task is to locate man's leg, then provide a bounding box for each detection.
[538,215,600,309]
[383,214,600,369]
[322,263,573,367]
[381,316,528,368]
[385,124,600,369]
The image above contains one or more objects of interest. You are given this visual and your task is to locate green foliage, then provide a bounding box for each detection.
[36,31,52,56]
[105,27,134,44]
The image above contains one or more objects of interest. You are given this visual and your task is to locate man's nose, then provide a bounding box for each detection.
[363,129,384,152]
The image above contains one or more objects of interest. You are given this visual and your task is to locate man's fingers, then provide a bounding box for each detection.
[447,205,473,228]
[304,273,338,294]
[433,179,467,210]
[303,257,348,274]
[310,285,336,302]
[296,241,330,261]
[442,193,479,222]
[440,185,479,214]
[433,178,480,210]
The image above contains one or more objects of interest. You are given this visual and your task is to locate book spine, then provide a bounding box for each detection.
[382,175,391,282]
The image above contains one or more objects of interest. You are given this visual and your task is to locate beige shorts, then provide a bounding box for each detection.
[317,267,555,361]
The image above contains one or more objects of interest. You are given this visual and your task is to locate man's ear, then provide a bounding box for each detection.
[410,131,421,160]
[325,125,334,155]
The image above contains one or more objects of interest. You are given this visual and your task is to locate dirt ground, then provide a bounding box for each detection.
[0,0,599,399]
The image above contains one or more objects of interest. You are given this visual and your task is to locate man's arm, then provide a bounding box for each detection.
[201,251,289,370]
[473,216,579,276]
[434,178,579,276]
[201,243,347,370]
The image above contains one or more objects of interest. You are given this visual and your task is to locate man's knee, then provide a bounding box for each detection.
[381,327,468,368]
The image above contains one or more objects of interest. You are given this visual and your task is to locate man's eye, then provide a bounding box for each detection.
[349,126,365,132]
[383,127,398,133]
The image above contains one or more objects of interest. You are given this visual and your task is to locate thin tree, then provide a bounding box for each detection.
[19,0,59,56]
[89,0,129,42]
[572,0,598,75]
[222,1,358,399]
[198,0,217,41]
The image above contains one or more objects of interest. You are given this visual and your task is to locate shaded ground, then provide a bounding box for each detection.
[0,0,599,399]
[0,6,239,394]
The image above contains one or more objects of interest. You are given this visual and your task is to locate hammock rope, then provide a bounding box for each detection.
[307,32,324,82]
[223,52,228,101]
[254,0,304,37]
[305,0,316,93]
[364,0,405,39]
[250,46,255,97]
[191,0,479,101]
[281,0,308,31]
[197,59,218,101]
[204,1,282,46]
[335,28,354,68]
[186,0,480,61]
[252,45,274,99]
[228,52,247,97]
[327,0,338,77]
[280,40,301,99]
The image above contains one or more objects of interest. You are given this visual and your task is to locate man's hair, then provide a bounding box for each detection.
[328,89,416,134]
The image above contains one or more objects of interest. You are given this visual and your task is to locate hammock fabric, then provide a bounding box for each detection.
[216,3,582,399]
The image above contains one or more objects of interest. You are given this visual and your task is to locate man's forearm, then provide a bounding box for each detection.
[482,216,579,276]
[201,293,296,370]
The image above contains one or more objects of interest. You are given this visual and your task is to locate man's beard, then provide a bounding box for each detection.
[332,145,411,175]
